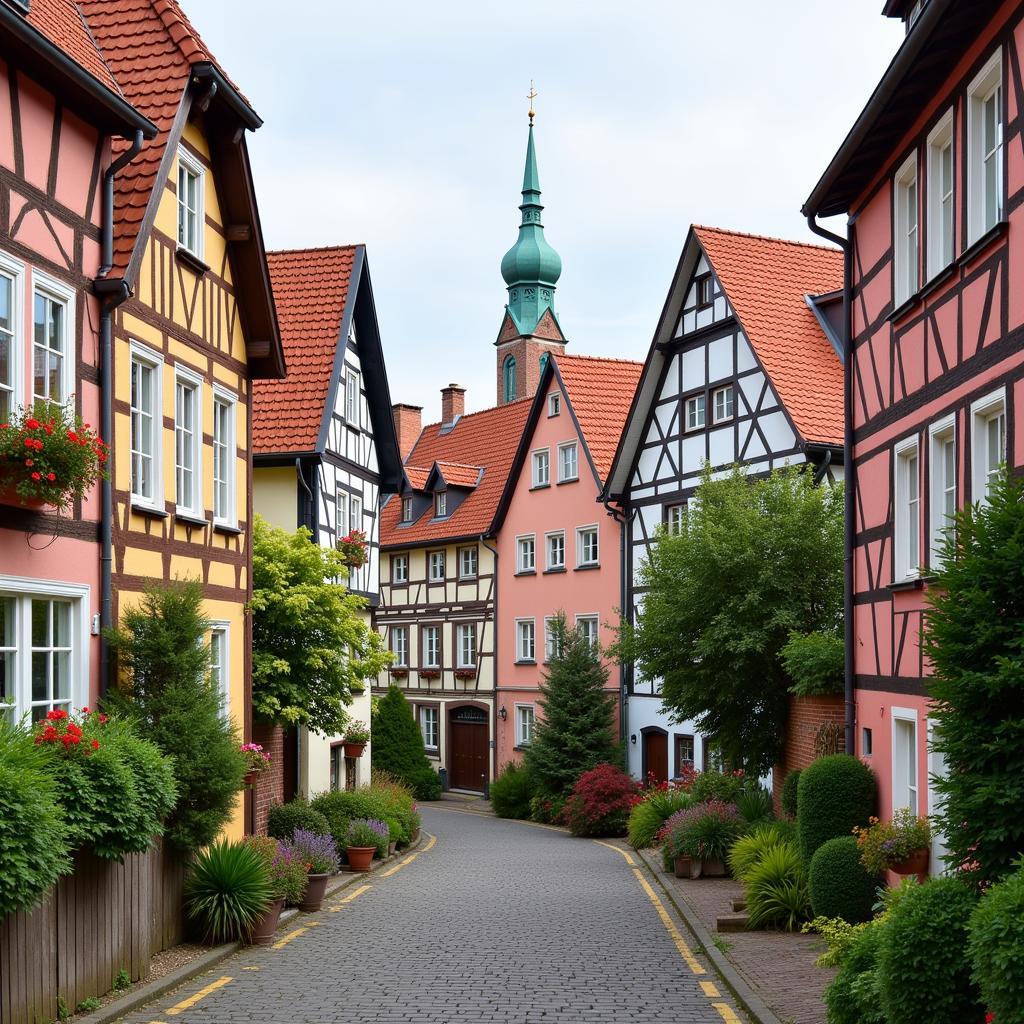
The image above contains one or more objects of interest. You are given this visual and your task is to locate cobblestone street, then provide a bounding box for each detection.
[120,806,745,1024]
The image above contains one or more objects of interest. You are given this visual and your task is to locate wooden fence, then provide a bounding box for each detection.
[0,839,187,1024]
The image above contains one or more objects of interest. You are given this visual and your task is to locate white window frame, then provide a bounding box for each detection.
[428,550,445,582]
[576,525,599,567]
[458,546,477,580]
[547,392,560,417]
[392,553,409,584]
[422,625,441,669]
[350,494,362,535]
[515,618,536,663]
[176,146,205,259]
[0,576,89,725]
[685,393,705,432]
[892,707,919,814]
[209,621,230,721]
[456,623,476,668]
[893,434,921,582]
[212,387,237,527]
[434,490,447,518]
[129,341,164,510]
[345,368,360,426]
[967,50,1004,245]
[420,705,439,751]
[557,441,578,482]
[0,250,25,419]
[392,625,409,666]
[971,387,1006,506]
[335,489,349,542]
[30,269,75,408]
[545,530,565,571]
[401,496,413,522]
[666,503,686,536]
[576,614,599,651]
[174,366,203,517]
[514,703,535,748]
[928,415,956,568]
[712,384,735,424]
[516,534,535,573]
[543,616,561,662]
[926,111,955,278]
[532,448,550,487]
[893,153,919,307]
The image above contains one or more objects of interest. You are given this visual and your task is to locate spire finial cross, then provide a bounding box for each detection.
[527,81,537,125]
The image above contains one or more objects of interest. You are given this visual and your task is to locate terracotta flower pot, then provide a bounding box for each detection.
[343,741,366,759]
[410,827,420,845]
[0,484,47,509]
[891,847,930,877]
[388,840,398,857]
[242,770,258,786]
[346,845,375,873]
[299,872,330,912]
[673,856,693,879]
[248,897,284,945]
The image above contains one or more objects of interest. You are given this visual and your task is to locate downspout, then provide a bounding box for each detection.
[602,496,629,771]
[294,456,314,796]
[96,130,144,696]
[296,457,313,530]
[480,534,499,794]
[806,214,855,757]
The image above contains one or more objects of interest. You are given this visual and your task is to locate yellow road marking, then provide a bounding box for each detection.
[306,920,322,927]
[328,883,372,911]
[713,1002,742,1023]
[271,926,307,950]
[592,839,636,866]
[700,981,721,998]
[165,975,232,1015]
[241,966,260,971]
[382,854,416,876]
[422,832,437,851]
[631,868,705,976]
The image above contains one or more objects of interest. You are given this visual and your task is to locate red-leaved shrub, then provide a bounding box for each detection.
[561,763,640,837]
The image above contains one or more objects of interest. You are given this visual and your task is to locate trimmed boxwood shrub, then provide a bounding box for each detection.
[824,920,886,1024]
[797,754,876,864]
[968,862,1024,1021]
[877,876,981,1024]
[808,836,880,923]
[266,798,331,841]
[780,769,800,819]
[490,761,535,820]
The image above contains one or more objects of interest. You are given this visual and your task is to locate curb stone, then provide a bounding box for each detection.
[74,833,425,1024]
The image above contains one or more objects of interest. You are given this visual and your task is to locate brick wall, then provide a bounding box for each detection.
[773,694,845,810]
[252,721,285,835]
[495,336,567,405]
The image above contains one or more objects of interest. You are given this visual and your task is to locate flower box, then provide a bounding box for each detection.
[0,483,48,509]
[453,668,477,681]
[419,669,441,680]
[389,668,409,679]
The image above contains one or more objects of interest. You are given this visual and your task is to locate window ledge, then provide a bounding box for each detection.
[919,264,955,300]
[888,293,921,324]
[515,659,536,666]
[543,567,567,575]
[175,247,209,276]
[132,501,168,519]
[175,510,208,528]
[345,422,360,434]
[214,521,243,536]
[575,563,600,572]
[457,575,477,582]
[530,483,551,492]
[960,220,1007,269]
[513,745,532,752]
[514,569,537,577]
[888,577,925,592]
[556,477,579,486]
[428,577,445,584]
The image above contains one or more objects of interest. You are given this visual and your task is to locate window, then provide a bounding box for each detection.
[696,273,713,309]
[456,624,476,668]
[335,490,349,542]
[0,253,23,420]
[392,625,409,666]
[547,392,560,417]
[503,355,517,402]
[971,389,1006,505]
[515,704,535,747]
[862,727,873,757]
[968,52,1003,244]
[557,441,578,482]
[516,535,535,573]
[577,615,599,650]
[345,369,359,425]
[423,626,441,668]
[209,624,229,719]
[928,417,956,567]
[685,394,705,431]
[516,619,535,662]
[130,345,162,507]
[176,147,204,258]
[420,706,439,750]
[329,743,345,791]
[894,153,919,306]
[892,711,919,812]
[350,495,362,535]
[675,734,695,772]
[459,546,478,579]
[546,531,565,571]
[666,504,686,536]
[532,449,550,487]
[894,436,921,581]
[392,554,409,584]
[428,550,445,582]
[926,113,955,277]
[712,385,735,424]
[174,372,202,515]
[212,392,236,525]
[577,526,599,567]
[32,276,73,405]
[434,490,447,518]
[544,617,562,662]
[401,496,413,522]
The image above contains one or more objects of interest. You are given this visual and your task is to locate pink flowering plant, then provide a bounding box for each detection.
[659,799,743,862]
[337,529,368,568]
[240,742,271,774]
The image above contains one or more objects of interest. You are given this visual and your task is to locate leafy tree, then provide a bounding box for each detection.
[781,629,844,697]
[251,516,390,734]
[925,467,1024,884]
[616,465,843,775]
[106,580,245,852]
[524,614,619,798]
[371,685,441,800]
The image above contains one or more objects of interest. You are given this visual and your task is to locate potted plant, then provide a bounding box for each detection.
[670,800,744,878]
[658,809,694,878]
[389,667,409,679]
[185,839,273,944]
[240,742,271,785]
[242,836,307,943]
[345,819,384,872]
[337,529,368,568]
[453,668,476,680]
[854,809,933,877]
[343,725,370,759]
[290,829,339,911]
[0,402,108,512]
[386,818,402,857]
[419,668,441,680]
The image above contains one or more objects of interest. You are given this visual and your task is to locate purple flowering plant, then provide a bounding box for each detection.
[345,818,389,854]
[853,808,932,875]
[291,829,339,875]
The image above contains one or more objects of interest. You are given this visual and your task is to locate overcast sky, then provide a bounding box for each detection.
[188,2,904,422]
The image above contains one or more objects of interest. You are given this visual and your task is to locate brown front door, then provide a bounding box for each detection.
[449,706,489,792]
[643,730,668,784]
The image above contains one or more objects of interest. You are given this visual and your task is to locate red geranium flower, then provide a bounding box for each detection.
[98,713,108,724]
[91,739,100,750]
[47,473,55,482]
[25,418,39,429]
[31,472,41,481]
[24,458,33,466]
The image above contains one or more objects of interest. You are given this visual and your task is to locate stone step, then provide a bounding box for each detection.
[731,898,747,912]
[717,912,749,933]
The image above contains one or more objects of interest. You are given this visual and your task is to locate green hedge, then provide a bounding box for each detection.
[797,755,876,864]
[266,799,331,841]
[824,919,886,1024]
[780,769,800,819]
[490,762,535,819]
[968,864,1024,1021]
[311,783,420,851]
[808,836,879,923]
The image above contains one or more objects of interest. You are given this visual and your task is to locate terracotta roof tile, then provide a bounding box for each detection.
[693,226,843,446]
[555,354,643,483]
[27,0,124,95]
[381,400,532,547]
[434,461,482,488]
[252,246,357,454]
[403,466,430,491]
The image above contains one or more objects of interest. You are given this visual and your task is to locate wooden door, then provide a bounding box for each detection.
[449,706,489,792]
[643,730,668,784]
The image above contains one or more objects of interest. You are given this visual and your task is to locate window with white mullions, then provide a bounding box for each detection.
[894,154,919,306]
[968,52,1004,244]
[209,624,230,719]
[0,267,17,420]
[516,619,535,662]
[544,617,561,662]
[459,546,477,579]
[176,148,204,258]
[32,291,66,404]
[392,626,408,666]
[130,347,162,506]
[30,598,72,723]
[546,531,565,571]
[175,375,202,514]
[666,504,686,536]
[429,550,445,582]
[420,706,439,750]
[893,712,919,812]
[557,441,578,482]
[971,390,1006,506]
[213,394,235,525]
[712,385,734,423]
[435,490,447,518]
[685,394,705,431]
[577,615,599,651]
[928,418,956,567]
[457,624,476,668]
[894,436,921,581]
[532,449,550,487]
[345,369,360,425]
[927,113,955,276]
[515,704,535,747]
[577,526,599,567]
[423,626,441,668]
[0,596,16,724]
[516,535,535,573]
[392,554,409,584]
[401,496,413,522]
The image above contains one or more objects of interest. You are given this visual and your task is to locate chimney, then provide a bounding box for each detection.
[392,403,423,462]
[441,383,466,428]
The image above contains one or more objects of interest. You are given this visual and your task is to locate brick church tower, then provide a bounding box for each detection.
[495,106,566,404]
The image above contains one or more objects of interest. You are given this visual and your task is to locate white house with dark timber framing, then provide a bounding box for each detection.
[601,225,845,783]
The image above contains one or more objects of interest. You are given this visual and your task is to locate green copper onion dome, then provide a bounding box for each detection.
[500,122,562,335]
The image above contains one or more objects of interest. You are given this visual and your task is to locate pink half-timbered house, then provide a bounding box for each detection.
[0,3,153,724]
[804,0,1024,853]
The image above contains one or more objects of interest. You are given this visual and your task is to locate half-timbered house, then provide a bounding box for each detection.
[80,0,285,839]
[253,244,402,796]
[803,0,1023,853]
[0,2,154,724]
[602,226,844,783]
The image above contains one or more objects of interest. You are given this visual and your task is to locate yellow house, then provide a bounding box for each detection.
[82,0,285,839]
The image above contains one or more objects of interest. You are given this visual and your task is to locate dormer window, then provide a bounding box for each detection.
[435,490,448,518]
[696,273,713,310]
[401,496,413,522]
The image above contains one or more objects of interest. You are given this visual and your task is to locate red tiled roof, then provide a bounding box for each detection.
[27,0,124,95]
[380,400,532,547]
[434,461,482,488]
[404,466,430,491]
[693,226,843,446]
[252,246,357,454]
[555,354,643,483]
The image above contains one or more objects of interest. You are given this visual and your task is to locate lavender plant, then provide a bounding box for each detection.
[291,829,339,874]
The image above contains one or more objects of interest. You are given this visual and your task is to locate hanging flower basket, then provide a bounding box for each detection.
[343,724,369,759]
[241,742,271,785]
[337,529,368,568]
[0,402,108,514]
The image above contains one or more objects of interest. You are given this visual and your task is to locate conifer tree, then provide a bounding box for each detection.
[525,614,619,797]
[371,685,441,800]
